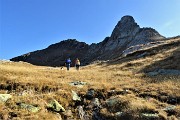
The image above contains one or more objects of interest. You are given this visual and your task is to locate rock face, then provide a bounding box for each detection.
[11,15,165,66]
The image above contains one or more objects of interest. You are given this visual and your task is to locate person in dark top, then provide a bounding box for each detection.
[65,58,71,71]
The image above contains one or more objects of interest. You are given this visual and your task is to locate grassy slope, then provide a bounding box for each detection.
[0,38,180,119]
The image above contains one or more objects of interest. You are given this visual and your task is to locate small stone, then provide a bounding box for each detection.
[92,98,101,108]
[72,90,81,101]
[162,105,176,112]
[77,106,85,120]
[69,81,87,88]
[106,97,119,107]
[0,94,12,103]
[86,89,95,100]
[141,113,159,119]
[115,112,123,117]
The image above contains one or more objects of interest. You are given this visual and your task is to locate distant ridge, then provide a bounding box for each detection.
[11,15,166,66]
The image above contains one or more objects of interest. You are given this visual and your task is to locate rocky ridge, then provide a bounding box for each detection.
[11,15,166,66]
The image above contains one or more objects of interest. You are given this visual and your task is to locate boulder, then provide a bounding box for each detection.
[17,103,40,113]
[72,90,81,101]
[47,99,65,112]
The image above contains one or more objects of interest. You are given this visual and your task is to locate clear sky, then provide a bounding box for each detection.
[0,0,180,59]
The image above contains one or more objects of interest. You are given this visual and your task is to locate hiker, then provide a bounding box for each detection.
[65,58,71,71]
[75,58,80,70]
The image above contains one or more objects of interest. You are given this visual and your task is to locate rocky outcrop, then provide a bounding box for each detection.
[11,15,166,66]
[95,16,165,60]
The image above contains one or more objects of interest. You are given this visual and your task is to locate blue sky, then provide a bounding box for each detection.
[0,0,180,59]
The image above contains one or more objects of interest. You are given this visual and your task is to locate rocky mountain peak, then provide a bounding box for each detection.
[120,15,136,24]
[110,15,140,40]
[11,15,166,66]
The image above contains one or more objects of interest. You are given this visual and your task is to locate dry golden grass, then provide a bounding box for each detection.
[0,38,180,119]
[0,59,179,119]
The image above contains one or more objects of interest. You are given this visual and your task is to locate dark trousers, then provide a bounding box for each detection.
[66,64,70,70]
[76,64,80,70]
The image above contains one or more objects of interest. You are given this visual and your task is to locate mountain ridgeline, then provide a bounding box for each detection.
[11,15,166,66]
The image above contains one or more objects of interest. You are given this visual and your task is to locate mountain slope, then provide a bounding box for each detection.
[11,39,89,66]
[10,15,165,66]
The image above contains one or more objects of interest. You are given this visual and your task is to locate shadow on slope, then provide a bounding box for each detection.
[141,47,180,73]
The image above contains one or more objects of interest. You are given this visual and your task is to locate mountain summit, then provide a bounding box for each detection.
[110,15,140,40]
[11,15,166,66]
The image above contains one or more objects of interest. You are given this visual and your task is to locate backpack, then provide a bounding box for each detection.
[76,59,80,65]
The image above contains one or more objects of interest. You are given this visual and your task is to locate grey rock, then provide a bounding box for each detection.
[72,90,81,101]
[17,103,40,113]
[86,89,95,100]
[77,106,88,120]
[92,98,101,108]
[115,111,123,117]
[141,113,159,119]
[47,99,65,112]
[106,97,119,107]
[69,81,87,88]
[0,94,12,103]
[162,105,176,112]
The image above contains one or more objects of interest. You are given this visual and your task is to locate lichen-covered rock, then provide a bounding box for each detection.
[17,103,40,113]
[0,94,12,103]
[47,99,65,112]
[72,90,81,101]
